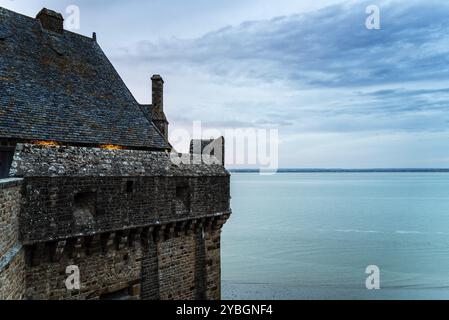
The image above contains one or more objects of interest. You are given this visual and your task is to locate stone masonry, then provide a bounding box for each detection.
[0,179,26,299]
[1,144,230,300]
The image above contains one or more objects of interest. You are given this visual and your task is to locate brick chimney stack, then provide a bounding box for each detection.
[36,8,64,34]
[151,75,169,140]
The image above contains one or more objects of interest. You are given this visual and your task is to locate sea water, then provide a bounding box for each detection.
[221,173,449,299]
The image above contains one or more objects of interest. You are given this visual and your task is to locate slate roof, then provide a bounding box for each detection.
[0,7,169,150]
[139,104,168,124]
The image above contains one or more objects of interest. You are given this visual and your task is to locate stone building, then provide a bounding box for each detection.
[0,7,231,300]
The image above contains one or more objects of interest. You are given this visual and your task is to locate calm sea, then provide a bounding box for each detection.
[221,173,449,300]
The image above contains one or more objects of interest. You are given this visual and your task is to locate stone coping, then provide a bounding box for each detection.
[0,178,23,189]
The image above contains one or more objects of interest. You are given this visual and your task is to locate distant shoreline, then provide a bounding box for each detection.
[228,168,449,173]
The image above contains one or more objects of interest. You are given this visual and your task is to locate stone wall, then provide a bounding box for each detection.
[19,176,230,243]
[25,236,143,300]
[157,228,222,300]
[0,247,25,300]
[158,233,202,299]
[204,228,222,299]
[24,222,228,300]
[5,144,231,300]
[0,178,25,300]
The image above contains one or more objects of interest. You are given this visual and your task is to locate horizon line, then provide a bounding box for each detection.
[227,168,449,172]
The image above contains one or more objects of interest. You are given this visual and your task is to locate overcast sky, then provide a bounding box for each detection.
[2,0,449,168]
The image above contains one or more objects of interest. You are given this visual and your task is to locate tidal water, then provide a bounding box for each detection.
[221,173,449,300]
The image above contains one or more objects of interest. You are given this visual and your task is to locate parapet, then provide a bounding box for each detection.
[10,144,229,178]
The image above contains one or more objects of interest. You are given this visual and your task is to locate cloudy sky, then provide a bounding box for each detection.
[2,0,449,168]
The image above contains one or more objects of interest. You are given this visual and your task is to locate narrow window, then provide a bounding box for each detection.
[126,180,134,193]
[73,192,96,227]
[175,185,191,214]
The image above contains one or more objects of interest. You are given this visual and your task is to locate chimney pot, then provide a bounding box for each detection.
[36,8,64,34]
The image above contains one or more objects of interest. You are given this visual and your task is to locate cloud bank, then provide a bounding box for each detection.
[3,0,449,167]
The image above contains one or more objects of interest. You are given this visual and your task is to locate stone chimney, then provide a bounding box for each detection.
[151,74,164,111]
[151,75,169,140]
[36,8,64,34]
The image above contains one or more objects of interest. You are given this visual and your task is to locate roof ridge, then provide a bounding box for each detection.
[0,6,37,22]
[0,7,96,42]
